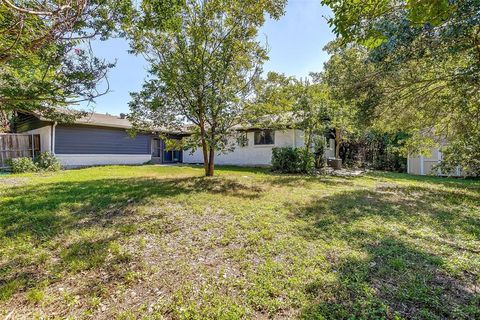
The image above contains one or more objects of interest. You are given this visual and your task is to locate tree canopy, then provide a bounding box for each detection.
[0,0,133,130]
[128,0,286,176]
[322,0,480,175]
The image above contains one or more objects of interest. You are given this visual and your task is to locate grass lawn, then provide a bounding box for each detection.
[0,165,479,319]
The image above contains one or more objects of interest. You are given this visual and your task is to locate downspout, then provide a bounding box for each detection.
[51,122,57,154]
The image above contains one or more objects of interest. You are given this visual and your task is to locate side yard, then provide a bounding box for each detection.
[0,165,479,319]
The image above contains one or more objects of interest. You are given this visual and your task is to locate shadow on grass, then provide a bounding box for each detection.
[302,237,479,319]
[0,176,263,241]
[292,184,480,242]
[367,171,480,188]
[292,183,480,319]
[0,175,264,302]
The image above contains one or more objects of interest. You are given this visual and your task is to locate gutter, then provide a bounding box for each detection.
[51,122,57,154]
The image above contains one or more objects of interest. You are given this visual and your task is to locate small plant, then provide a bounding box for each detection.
[271,147,315,174]
[26,288,45,304]
[35,152,61,171]
[6,157,38,173]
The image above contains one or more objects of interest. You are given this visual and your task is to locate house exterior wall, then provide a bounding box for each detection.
[14,112,52,133]
[22,125,53,153]
[183,129,318,166]
[54,124,151,154]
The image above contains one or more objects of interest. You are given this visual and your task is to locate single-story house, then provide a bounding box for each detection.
[14,111,185,167]
[14,111,336,168]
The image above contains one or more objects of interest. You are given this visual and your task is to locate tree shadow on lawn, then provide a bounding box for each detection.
[293,185,480,319]
[367,171,480,189]
[0,175,264,304]
[0,175,264,241]
[293,184,480,242]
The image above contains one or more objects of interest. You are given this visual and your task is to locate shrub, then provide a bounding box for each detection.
[435,138,480,177]
[271,147,315,174]
[313,137,327,169]
[6,157,38,173]
[35,152,61,172]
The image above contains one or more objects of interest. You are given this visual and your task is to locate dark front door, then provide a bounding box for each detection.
[152,139,162,158]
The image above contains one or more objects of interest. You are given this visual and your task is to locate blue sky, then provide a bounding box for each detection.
[82,0,334,115]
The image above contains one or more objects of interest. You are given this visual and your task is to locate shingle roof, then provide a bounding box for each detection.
[29,109,185,134]
[75,112,132,129]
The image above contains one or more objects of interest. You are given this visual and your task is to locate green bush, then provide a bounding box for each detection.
[35,152,61,172]
[313,137,327,169]
[271,147,315,174]
[6,157,38,173]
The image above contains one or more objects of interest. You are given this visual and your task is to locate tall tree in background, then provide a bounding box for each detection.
[0,0,133,131]
[128,0,286,176]
[322,0,480,175]
[320,42,375,159]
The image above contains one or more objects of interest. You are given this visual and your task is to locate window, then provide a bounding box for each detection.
[254,130,275,145]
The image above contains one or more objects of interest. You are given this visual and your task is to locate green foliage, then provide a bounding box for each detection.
[6,152,61,173]
[321,0,453,44]
[0,1,134,130]
[127,0,287,176]
[35,152,61,172]
[322,1,480,168]
[271,147,315,174]
[6,157,38,173]
[436,136,480,177]
[340,131,408,172]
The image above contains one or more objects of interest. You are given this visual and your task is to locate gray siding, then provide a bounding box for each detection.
[55,124,151,154]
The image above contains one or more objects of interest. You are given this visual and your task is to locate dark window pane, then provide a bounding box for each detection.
[254,130,275,145]
[164,150,173,162]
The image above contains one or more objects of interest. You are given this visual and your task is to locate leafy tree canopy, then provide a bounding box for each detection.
[322,0,480,175]
[0,0,134,130]
[128,0,286,176]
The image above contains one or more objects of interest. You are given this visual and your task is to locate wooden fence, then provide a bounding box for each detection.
[0,134,41,168]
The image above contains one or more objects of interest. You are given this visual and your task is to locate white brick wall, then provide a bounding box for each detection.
[183,129,308,166]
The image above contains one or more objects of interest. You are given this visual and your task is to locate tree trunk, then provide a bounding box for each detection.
[305,129,312,151]
[207,146,215,176]
[335,128,341,159]
[199,120,210,176]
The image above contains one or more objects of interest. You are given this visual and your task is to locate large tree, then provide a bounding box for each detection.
[322,0,480,175]
[128,0,286,176]
[320,42,377,159]
[0,0,133,130]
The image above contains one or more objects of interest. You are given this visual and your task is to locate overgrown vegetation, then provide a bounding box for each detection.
[6,157,38,173]
[35,152,61,172]
[321,0,480,176]
[271,147,315,174]
[5,152,61,173]
[0,165,478,318]
[340,131,407,172]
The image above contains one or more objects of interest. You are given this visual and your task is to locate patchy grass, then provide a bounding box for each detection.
[0,165,479,319]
